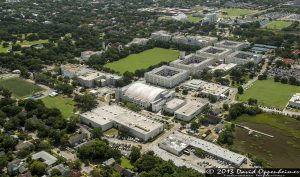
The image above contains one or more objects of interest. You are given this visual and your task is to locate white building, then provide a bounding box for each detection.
[80,51,103,61]
[61,64,121,88]
[163,98,186,115]
[116,82,174,112]
[170,53,216,75]
[150,31,172,42]
[125,38,149,48]
[196,46,232,62]
[80,105,164,142]
[171,35,218,47]
[174,100,208,121]
[183,79,230,100]
[214,40,249,52]
[32,151,57,167]
[226,51,263,65]
[172,13,188,21]
[159,132,247,167]
[145,65,189,88]
[288,93,300,109]
[209,63,237,73]
[202,13,218,24]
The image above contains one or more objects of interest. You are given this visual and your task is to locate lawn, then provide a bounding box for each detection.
[104,48,179,74]
[238,79,300,109]
[104,128,119,136]
[0,39,49,53]
[187,15,202,23]
[233,113,300,167]
[0,77,44,98]
[42,95,75,119]
[263,20,293,30]
[120,157,134,170]
[221,8,257,16]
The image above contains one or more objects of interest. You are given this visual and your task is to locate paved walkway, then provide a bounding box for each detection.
[236,124,274,138]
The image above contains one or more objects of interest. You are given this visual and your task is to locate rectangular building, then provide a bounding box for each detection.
[214,40,249,52]
[159,132,247,167]
[150,31,172,42]
[145,65,189,88]
[172,35,218,47]
[174,100,208,121]
[209,63,237,73]
[163,98,186,115]
[80,105,164,142]
[288,93,300,109]
[226,51,263,65]
[170,54,216,75]
[196,46,232,62]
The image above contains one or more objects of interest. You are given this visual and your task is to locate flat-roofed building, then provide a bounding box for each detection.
[288,93,300,109]
[150,30,172,42]
[163,98,186,114]
[159,132,247,167]
[80,105,164,142]
[174,100,208,121]
[183,79,230,100]
[170,54,216,75]
[214,40,249,51]
[125,38,149,48]
[226,51,263,65]
[32,151,57,167]
[61,64,121,88]
[145,65,189,88]
[172,35,217,47]
[116,82,174,112]
[209,63,237,73]
[81,51,103,61]
[196,46,232,61]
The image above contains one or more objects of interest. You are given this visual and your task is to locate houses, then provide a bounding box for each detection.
[32,151,57,168]
[67,133,88,147]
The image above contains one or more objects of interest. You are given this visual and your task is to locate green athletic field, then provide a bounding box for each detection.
[263,20,293,30]
[104,48,179,74]
[0,77,44,98]
[238,79,300,109]
[222,8,257,16]
[42,95,75,119]
[187,15,202,23]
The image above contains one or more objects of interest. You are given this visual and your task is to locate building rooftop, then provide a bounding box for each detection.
[162,132,247,166]
[229,51,259,60]
[147,65,188,79]
[77,70,106,80]
[289,93,300,103]
[210,63,237,72]
[201,46,228,54]
[182,79,207,90]
[215,40,247,49]
[123,82,167,103]
[175,100,207,117]
[164,98,186,110]
[81,105,163,134]
[32,151,57,166]
[176,54,212,66]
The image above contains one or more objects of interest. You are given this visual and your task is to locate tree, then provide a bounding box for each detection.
[74,94,97,111]
[248,98,257,105]
[223,104,229,111]
[50,168,61,176]
[91,127,103,139]
[190,121,199,131]
[182,89,188,95]
[30,161,47,176]
[194,148,205,158]
[238,86,244,94]
[129,146,141,163]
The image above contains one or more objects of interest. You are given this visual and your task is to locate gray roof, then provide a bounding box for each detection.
[32,151,57,166]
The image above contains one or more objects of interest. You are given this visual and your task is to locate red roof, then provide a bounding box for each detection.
[292,50,300,55]
[282,58,295,65]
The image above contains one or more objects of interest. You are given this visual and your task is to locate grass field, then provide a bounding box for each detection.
[263,20,293,30]
[120,157,134,170]
[0,39,49,53]
[0,77,44,98]
[221,8,257,16]
[42,95,75,118]
[187,15,202,23]
[238,79,300,109]
[233,113,300,167]
[104,48,179,74]
[104,128,119,136]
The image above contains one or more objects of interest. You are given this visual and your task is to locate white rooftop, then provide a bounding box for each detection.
[165,98,186,110]
[175,100,207,117]
[32,151,57,166]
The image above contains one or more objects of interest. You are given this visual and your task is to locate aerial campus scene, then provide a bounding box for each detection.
[0,0,300,177]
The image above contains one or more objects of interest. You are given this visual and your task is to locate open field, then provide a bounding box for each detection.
[263,20,293,30]
[187,15,202,23]
[42,95,75,118]
[233,113,300,167]
[104,128,119,136]
[238,79,300,109]
[0,77,44,98]
[104,48,179,74]
[0,39,49,53]
[221,8,257,16]
[120,157,134,170]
